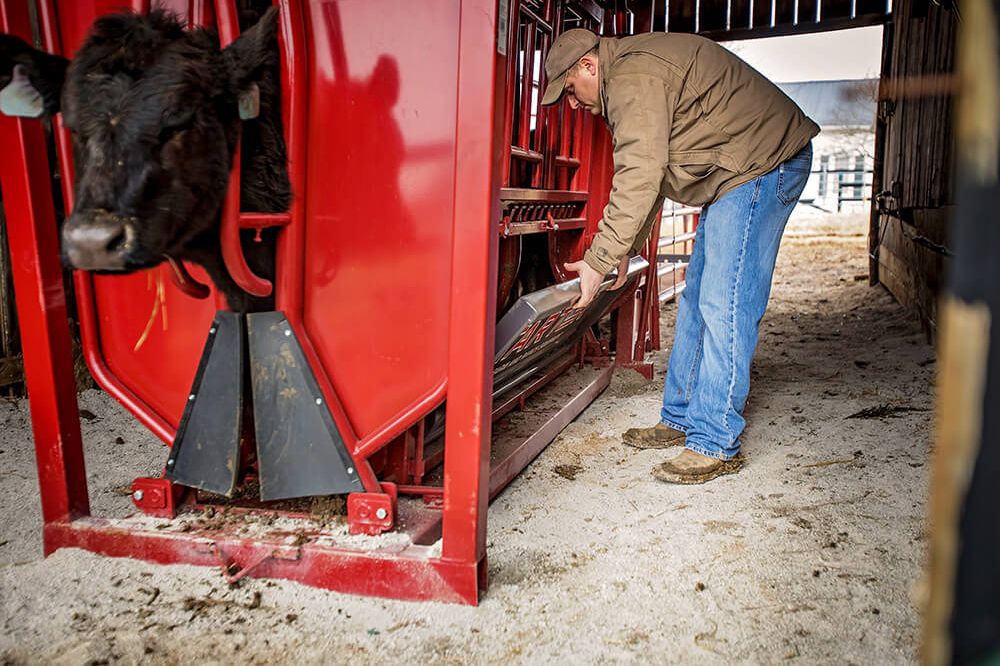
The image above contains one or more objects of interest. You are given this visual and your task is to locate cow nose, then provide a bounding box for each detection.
[62,214,135,271]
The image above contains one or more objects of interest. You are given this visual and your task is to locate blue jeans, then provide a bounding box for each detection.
[660,142,812,460]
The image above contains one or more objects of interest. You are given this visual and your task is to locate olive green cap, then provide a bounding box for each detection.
[540,29,599,106]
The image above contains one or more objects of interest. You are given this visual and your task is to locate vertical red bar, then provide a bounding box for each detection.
[577,110,593,191]
[498,0,516,188]
[615,289,636,363]
[274,0,307,322]
[528,25,542,189]
[441,0,500,575]
[186,0,213,29]
[530,20,551,190]
[214,0,271,298]
[518,19,534,151]
[647,217,662,351]
[0,0,90,525]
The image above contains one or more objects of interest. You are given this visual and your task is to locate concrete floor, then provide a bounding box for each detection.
[0,212,933,664]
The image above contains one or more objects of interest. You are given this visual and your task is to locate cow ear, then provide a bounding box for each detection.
[0,65,43,117]
[0,34,68,118]
[222,7,278,121]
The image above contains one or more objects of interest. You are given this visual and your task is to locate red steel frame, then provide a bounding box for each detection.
[0,0,662,605]
[1,0,500,604]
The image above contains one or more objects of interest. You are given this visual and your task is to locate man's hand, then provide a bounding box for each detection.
[564,260,604,309]
[609,255,631,291]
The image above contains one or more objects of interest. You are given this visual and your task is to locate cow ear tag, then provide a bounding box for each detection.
[0,65,45,118]
[238,82,260,120]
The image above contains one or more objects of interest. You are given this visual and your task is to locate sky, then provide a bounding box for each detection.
[722,25,883,83]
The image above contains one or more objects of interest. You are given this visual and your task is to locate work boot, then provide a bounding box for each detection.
[622,422,686,450]
[651,448,743,484]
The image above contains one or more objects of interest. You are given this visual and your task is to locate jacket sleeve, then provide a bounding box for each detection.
[583,73,673,275]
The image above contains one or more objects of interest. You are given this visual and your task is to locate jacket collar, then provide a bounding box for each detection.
[597,37,624,120]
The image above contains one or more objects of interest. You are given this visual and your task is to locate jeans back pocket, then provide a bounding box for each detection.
[776,145,813,205]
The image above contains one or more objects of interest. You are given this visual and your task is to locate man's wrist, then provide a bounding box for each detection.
[583,248,616,275]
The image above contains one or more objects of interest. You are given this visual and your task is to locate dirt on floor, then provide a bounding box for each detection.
[0,210,935,664]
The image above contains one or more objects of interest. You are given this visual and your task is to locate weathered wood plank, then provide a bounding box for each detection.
[0,195,13,361]
[0,354,22,388]
[873,0,957,336]
[912,206,954,247]
[879,215,949,340]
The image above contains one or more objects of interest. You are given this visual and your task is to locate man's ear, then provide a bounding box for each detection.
[0,34,69,118]
[222,6,278,121]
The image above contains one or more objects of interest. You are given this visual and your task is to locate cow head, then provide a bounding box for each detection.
[0,8,290,311]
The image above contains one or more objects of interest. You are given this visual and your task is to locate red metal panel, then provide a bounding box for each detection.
[269,0,378,489]
[92,272,216,427]
[300,1,459,440]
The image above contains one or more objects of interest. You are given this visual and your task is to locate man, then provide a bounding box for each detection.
[543,29,818,484]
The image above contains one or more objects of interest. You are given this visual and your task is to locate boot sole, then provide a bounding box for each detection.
[651,457,744,484]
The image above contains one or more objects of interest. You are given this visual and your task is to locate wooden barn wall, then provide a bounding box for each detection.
[874,0,959,340]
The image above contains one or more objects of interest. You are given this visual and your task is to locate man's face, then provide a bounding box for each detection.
[563,55,600,114]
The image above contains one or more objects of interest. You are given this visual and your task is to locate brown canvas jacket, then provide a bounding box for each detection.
[583,32,820,274]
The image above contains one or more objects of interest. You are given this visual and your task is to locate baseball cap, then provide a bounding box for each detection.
[540,29,600,106]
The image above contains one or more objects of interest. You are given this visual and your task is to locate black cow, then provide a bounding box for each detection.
[0,7,290,312]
